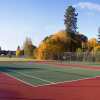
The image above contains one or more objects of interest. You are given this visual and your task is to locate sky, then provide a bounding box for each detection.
[0,0,100,50]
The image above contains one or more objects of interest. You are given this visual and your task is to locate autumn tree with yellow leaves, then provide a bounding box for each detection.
[23,37,36,58]
[87,38,97,51]
[16,46,21,57]
[16,46,24,57]
[34,30,88,60]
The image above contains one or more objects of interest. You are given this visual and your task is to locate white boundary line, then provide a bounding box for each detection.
[3,72,100,88]
[12,61,100,74]
[7,70,100,87]
[2,63,100,88]
[34,76,100,87]
[3,72,36,87]
[15,71,55,84]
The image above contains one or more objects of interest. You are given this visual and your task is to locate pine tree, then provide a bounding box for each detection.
[17,46,21,51]
[98,27,100,44]
[64,6,78,36]
[64,6,78,52]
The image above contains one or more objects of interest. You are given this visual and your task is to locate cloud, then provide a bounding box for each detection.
[74,2,100,12]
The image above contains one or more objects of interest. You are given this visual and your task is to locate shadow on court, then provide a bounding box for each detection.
[0,66,45,72]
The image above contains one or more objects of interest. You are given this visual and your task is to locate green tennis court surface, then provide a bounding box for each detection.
[0,61,100,86]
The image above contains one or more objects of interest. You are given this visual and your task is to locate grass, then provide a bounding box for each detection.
[0,57,36,61]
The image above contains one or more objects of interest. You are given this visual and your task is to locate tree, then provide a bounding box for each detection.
[35,30,79,60]
[75,33,88,51]
[87,38,97,52]
[98,27,100,44]
[23,37,36,57]
[16,46,21,57]
[64,6,78,35]
[0,46,1,51]
[64,6,78,51]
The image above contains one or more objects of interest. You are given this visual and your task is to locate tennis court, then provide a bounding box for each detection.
[0,60,100,100]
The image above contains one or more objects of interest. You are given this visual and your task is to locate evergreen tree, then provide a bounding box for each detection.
[64,6,78,36]
[0,46,1,51]
[17,46,21,50]
[98,27,100,44]
[64,6,78,51]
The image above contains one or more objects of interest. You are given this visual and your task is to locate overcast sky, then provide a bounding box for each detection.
[0,0,100,50]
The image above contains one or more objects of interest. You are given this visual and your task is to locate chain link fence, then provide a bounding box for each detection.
[57,52,100,62]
